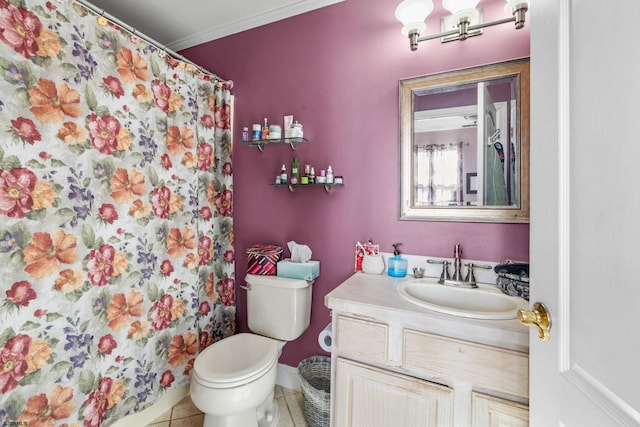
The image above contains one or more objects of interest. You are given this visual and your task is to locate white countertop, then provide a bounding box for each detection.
[325,272,530,353]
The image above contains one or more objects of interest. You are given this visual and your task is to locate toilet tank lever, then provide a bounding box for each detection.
[240,283,252,291]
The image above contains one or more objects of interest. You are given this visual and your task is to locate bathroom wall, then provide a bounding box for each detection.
[181,0,530,366]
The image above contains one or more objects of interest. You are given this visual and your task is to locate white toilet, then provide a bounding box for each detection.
[190,274,313,427]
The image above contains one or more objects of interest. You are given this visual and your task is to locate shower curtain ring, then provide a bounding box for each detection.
[97,10,108,26]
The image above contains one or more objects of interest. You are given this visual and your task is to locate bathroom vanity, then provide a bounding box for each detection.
[325,272,529,427]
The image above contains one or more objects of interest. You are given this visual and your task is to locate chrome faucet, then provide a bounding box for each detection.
[427,243,492,288]
[452,243,464,282]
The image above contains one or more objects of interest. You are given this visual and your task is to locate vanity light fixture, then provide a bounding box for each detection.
[395,0,529,51]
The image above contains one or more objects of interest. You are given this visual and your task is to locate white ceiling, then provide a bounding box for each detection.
[84,0,344,52]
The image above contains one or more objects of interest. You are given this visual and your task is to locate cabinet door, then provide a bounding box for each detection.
[472,392,529,427]
[334,358,453,427]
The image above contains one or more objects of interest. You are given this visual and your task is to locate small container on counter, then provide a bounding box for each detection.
[334,176,343,185]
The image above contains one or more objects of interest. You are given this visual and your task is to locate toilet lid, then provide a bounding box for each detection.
[194,333,281,385]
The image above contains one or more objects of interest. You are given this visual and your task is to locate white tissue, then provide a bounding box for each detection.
[287,240,312,263]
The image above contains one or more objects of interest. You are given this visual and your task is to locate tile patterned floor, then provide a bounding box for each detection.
[146,385,308,427]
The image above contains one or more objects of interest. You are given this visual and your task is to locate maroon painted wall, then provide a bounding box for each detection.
[181,0,530,366]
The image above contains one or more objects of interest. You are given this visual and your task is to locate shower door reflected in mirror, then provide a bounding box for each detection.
[399,59,529,222]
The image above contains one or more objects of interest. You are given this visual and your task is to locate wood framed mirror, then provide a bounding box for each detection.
[399,58,529,222]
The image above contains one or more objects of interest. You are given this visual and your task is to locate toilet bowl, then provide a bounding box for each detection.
[191,333,285,427]
[190,274,313,427]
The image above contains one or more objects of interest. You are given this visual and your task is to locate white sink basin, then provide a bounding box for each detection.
[397,278,528,320]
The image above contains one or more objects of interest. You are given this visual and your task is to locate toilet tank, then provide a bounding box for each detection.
[244,274,313,341]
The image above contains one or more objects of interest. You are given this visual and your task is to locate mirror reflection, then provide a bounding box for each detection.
[399,59,529,222]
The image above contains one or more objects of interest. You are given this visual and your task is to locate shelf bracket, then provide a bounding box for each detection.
[256,142,266,152]
[272,183,342,193]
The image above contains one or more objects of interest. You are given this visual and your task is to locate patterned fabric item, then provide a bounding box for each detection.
[247,244,283,275]
[0,0,235,425]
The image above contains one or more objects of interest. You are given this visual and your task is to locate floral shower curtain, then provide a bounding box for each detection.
[0,0,235,425]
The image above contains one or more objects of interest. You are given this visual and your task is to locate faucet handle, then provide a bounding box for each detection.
[443,260,451,281]
[427,259,451,284]
[464,263,492,285]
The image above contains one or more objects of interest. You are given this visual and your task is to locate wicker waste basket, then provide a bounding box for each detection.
[297,356,331,427]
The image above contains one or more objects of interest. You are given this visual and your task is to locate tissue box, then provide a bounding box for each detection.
[277,259,320,281]
[247,244,283,275]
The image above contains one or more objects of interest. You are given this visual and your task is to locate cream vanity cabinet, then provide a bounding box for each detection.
[325,273,530,427]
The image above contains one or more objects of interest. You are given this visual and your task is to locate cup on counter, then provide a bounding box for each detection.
[362,253,385,275]
[413,267,425,278]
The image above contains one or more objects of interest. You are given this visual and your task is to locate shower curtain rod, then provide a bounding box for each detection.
[72,0,233,88]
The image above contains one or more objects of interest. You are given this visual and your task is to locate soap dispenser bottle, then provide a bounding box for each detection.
[387,243,408,277]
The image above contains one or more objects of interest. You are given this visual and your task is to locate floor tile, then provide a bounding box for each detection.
[146,422,170,427]
[280,386,300,397]
[284,392,308,427]
[170,414,205,427]
[171,395,203,419]
[276,396,295,427]
[275,385,285,398]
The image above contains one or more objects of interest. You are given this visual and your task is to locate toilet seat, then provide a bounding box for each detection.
[193,333,281,388]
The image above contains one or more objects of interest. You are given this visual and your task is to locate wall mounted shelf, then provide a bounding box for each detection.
[242,137,308,152]
[272,183,344,193]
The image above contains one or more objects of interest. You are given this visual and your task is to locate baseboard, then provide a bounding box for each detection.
[276,363,301,391]
[110,384,189,427]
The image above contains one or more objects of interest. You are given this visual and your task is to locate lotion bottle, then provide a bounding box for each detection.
[387,243,408,277]
[291,158,300,182]
[326,165,334,184]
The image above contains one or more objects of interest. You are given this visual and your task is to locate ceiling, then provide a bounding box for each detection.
[84,0,345,52]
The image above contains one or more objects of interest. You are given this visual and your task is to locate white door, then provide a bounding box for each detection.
[477,82,496,205]
[530,1,640,426]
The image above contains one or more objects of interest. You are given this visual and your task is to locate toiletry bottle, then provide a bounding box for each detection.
[309,167,316,184]
[252,124,261,140]
[387,243,408,277]
[326,165,334,184]
[262,118,270,140]
[291,158,300,182]
[242,127,249,141]
[280,164,287,184]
